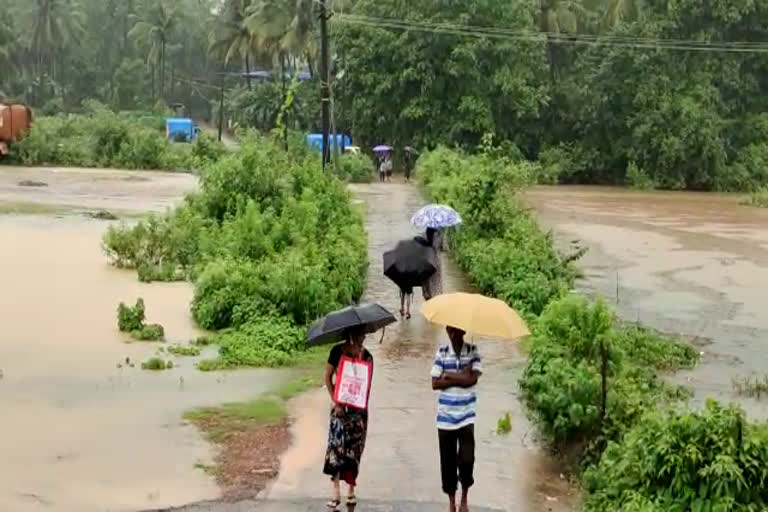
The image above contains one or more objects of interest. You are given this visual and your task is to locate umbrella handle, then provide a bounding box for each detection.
[379,327,386,344]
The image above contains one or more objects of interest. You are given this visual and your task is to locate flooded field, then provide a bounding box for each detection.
[529,186,768,420]
[0,167,282,512]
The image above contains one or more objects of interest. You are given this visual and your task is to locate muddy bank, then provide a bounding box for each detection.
[528,185,768,420]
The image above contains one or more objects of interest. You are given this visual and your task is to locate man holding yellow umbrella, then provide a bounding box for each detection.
[424,292,530,512]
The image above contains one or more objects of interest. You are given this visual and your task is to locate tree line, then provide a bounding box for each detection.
[2,0,768,190]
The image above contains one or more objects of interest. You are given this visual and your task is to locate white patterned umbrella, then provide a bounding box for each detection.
[411,204,462,229]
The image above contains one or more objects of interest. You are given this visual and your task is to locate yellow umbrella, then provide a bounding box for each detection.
[421,292,530,340]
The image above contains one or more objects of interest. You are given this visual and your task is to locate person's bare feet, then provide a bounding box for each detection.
[448,494,457,512]
[459,491,469,512]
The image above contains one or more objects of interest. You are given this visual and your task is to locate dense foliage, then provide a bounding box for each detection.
[418,146,576,316]
[333,0,768,191]
[520,296,697,455]
[11,102,224,171]
[584,400,768,511]
[104,134,368,368]
[117,298,166,341]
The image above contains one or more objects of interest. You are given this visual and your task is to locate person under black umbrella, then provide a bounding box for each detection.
[307,304,395,510]
[383,239,437,319]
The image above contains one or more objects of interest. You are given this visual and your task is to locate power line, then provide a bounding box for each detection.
[333,14,768,54]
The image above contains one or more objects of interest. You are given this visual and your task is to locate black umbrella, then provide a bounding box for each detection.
[306,303,396,346]
[383,239,436,292]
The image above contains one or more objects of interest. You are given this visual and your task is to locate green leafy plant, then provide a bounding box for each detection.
[741,187,768,208]
[497,412,512,435]
[117,298,145,332]
[167,344,202,357]
[583,400,768,511]
[131,324,165,342]
[141,357,173,371]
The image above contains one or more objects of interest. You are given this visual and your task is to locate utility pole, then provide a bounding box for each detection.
[218,80,224,143]
[319,0,331,170]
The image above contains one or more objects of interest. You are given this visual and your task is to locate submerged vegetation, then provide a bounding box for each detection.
[742,187,768,208]
[117,298,165,342]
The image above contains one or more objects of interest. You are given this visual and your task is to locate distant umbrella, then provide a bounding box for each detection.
[383,239,437,292]
[373,145,393,152]
[404,146,420,155]
[307,303,396,345]
[411,204,462,229]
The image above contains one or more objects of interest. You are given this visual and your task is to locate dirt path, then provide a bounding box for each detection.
[528,185,768,420]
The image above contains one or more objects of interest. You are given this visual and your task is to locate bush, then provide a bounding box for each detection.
[418,146,576,315]
[117,299,145,332]
[141,357,174,370]
[8,111,203,172]
[583,400,768,511]
[131,323,165,341]
[167,344,202,356]
[625,161,656,190]
[742,186,768,208]
[105,135,368,367]
[520,296,697,458]
[197,316,305,370]
[334,153,373,183]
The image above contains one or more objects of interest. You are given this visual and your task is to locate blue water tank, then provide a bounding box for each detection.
[166,118,197,142]
[306,133,351,153]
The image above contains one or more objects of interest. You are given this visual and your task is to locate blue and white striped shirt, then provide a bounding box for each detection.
[430,342,482,430]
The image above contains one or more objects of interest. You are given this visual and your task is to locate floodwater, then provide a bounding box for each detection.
[0,165,198,213]
[0,168,284,512]
[529,186,768,420]
[268,183,574,511]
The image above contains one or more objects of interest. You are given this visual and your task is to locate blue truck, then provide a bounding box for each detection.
[165,118,198,143]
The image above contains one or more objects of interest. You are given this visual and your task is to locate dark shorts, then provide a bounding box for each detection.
[438,424,475,494]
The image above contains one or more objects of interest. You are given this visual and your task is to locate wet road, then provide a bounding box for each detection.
[529,186,768,420]
[264,183,574,511]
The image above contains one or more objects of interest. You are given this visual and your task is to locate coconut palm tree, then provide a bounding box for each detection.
[28,0,85,85]
[209,0,259,89]
[601,0,644,29]
[538,0,584,83]
[245,0,316,73]
[129,0,177,100]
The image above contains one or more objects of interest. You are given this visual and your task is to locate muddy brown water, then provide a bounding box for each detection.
[268,183,575,511]
[0,168,286,512]
[528,186,768,420]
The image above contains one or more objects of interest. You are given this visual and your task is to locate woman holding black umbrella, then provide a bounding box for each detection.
[323,326,372,509]
[308,304,395,511]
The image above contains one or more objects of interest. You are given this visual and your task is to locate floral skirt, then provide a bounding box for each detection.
[323,408,368,486]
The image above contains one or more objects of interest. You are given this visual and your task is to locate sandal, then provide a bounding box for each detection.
[327,499,341,511]
[347,495,357,506]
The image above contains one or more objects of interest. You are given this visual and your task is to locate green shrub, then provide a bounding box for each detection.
[625,161,656,190]
[105,136,368,368]
[8,111,201,172]
[141,357,173,370]
[742,186,768,208]
[131,323,165,341]
[117,298,145,332]
[418,147,575,315]
[583,400,768,511]
[334,153,373,183]
[167,344,202,356]
[520,296,697,457]
[198,316,305,370]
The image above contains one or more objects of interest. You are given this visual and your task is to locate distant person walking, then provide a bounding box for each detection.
[404,146,419,182]
[430,326,482,512]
